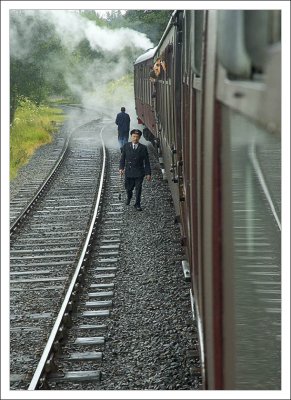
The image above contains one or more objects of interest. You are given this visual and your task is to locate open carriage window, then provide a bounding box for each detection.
[149,43,172,82]
[164,43,173,79]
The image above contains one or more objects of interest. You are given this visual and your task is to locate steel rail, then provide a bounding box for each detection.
[10,134,71,235]
[10,117,102,235]
[28,127,106,390]
[248,140,281,231]
[190,288,205,389]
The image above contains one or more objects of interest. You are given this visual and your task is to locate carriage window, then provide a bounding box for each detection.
[142,65,147,101]
[139,65,143,98]
[193,11,204,76]
[224,108,281,388]
[146,64,149,103]
[143,65,146,103]
[245,10,281,75]
[217,11,251,79]
[217,10,281,80]
[183,11,191,75]
[164,43,173,79]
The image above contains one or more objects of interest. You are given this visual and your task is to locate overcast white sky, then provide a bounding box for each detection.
[95,9,126,17]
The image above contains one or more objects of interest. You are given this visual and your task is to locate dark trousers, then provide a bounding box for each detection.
[125,176,144,206]
[118,132,129,148]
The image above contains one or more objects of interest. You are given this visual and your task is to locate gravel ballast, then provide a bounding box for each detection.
[9,119,201,391]
[96,140,200,390]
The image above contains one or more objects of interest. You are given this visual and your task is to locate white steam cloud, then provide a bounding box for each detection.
[10,10,154,135]
[10,10,153,59]
[52,11,152,53]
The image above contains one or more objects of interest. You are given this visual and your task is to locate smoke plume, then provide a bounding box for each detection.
[10,10,154,140]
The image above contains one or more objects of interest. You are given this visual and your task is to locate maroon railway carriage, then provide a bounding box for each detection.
[134,47,157,142]
[134,10,281,390]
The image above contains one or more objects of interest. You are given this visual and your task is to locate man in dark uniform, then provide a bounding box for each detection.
[115,107,130,149]
[119,129,151,211]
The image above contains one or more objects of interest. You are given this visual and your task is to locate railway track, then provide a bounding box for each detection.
[44,149,123,390]
[231,139,281,389]
[9,120,70,227]
[9,117,201,391]
[10,119,113,389]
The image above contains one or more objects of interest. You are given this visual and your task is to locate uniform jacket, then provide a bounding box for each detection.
[115,111,130,134]
[119,142,151,178]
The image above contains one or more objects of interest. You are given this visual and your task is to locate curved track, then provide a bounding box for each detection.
[9,117,201,391]
[10,120,107,389]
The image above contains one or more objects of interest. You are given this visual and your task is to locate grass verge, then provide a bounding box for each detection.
[10,98,65,180]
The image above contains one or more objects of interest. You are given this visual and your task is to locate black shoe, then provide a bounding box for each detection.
[134,205,142,211]
[125,198,131,205]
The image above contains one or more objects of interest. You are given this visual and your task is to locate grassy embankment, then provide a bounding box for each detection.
[10,98,65,180]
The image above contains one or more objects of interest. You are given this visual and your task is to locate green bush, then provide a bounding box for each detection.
[10,97,65,180]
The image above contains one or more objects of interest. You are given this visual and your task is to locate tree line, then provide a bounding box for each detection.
[10,10,172,124]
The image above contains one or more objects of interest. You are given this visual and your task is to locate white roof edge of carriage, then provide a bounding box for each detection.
[134,46,157,65]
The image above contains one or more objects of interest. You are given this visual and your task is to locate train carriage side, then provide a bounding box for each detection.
[181,9,281,390]
[134,12,183,220]
[179,9,208,388]
[134,47,158,142]
[134,10,219,389]
[154,11,183,222]
[133,9,281,391]
[213,10,281,390]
